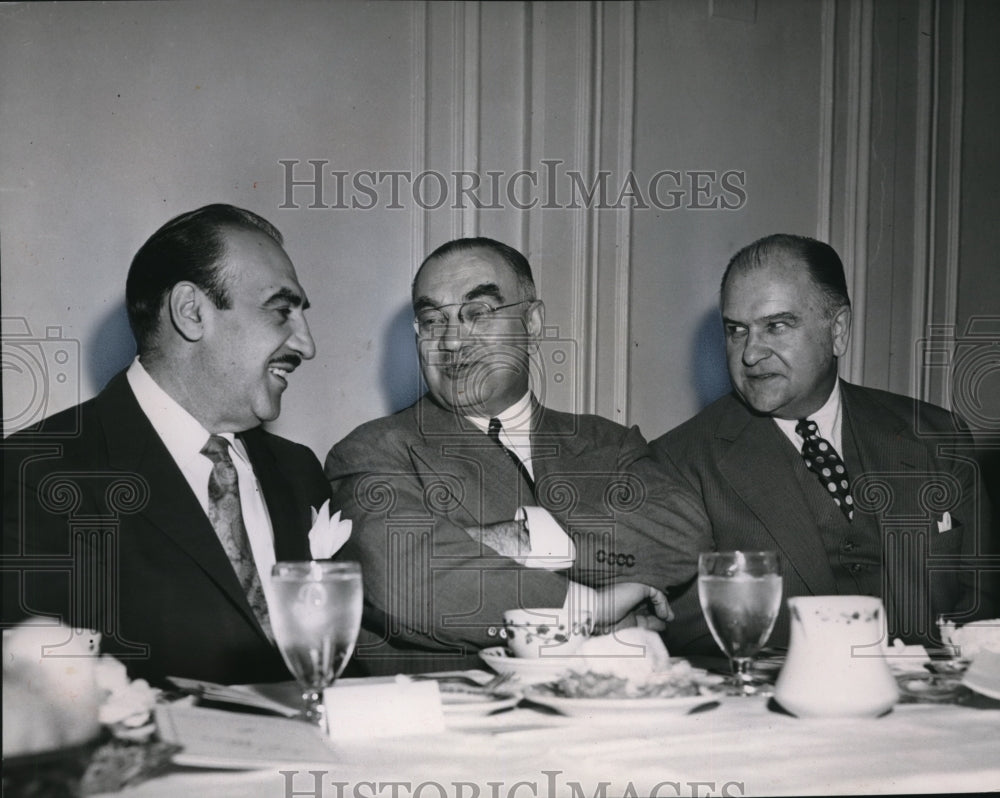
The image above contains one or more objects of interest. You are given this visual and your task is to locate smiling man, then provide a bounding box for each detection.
[2,204,331,685]
[326,237,708,673]
[651,233,997,653]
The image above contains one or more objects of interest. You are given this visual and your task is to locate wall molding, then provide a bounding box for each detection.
[923,0,964,408]
[572,2,598,415]
[841,0,873,386]
[611,0,636,425]
[816,0,836,244]
[410,1,428,281]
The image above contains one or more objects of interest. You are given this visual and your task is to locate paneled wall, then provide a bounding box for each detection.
[2,1,996,458]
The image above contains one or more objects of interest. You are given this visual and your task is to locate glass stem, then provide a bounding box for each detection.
[731,657,754,693]
[302,688,327,733]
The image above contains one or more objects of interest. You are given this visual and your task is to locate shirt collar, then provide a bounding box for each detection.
[464,392,534,435]
[773,380,843,450]
[126,357,245,464]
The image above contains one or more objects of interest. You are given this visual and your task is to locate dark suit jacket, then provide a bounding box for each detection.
[651,381,997,654]
[325,395,709,674]
[2,371,330,685]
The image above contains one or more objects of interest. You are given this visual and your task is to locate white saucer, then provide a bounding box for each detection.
[478,646,579,684]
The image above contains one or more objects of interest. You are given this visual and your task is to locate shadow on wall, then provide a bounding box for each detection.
[89,302,136,391]
[692,305,731,409]
[380,302,424,414]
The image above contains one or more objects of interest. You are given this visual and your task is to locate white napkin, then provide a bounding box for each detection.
[574,627,671,680]
[308,500,352,559]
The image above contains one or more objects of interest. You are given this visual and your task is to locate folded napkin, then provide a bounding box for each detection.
[308,500,352,559]
[573,627,671,681]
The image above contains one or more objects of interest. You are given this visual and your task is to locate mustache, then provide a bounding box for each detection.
[270,354,302,370]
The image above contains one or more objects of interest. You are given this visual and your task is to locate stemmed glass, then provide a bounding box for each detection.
[698,551,782,696]
[269,561,363,732]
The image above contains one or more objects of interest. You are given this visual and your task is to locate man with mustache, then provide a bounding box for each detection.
[651,233,997,654]
[327,237,707,673]
[2,204,330,685]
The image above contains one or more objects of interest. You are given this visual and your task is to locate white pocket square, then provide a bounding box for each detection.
[309,499,352,559]
[936,511,952,533]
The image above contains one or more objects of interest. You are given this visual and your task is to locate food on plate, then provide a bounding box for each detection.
[537,659,715,699]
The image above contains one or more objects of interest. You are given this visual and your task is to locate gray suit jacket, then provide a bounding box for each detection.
[651,381,997,653]
[326,395,709,673]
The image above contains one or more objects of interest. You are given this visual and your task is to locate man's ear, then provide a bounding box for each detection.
[525,299,545,351]
[831,305,852,358]
[168,282,206,342]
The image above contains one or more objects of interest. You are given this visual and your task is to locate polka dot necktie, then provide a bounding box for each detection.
[795,418,854,521]
[201,435,274,641]
[488,417,535,494]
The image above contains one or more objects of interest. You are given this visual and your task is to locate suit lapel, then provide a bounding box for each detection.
[408,398,515,526]
[842,382,923,480]
[717,403,838,594]
[96,374,269,640]
[529,403,588,485]
[239,429,310,562]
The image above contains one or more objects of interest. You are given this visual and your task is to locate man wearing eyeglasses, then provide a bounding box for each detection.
[326,237,708,674]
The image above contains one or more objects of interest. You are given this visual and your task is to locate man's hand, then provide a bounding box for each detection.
[591,582,673,633]
[464,519,531,564]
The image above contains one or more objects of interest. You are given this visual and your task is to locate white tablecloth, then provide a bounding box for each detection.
[107,680,1000,798]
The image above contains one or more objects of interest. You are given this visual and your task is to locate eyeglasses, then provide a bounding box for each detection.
[413,300,531,338]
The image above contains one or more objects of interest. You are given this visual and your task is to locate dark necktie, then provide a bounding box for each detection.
[795,418,854,521]
[487,417,535,494]
[201,434,274,641]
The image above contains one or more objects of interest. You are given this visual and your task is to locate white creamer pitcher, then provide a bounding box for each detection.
[774,595,898,717]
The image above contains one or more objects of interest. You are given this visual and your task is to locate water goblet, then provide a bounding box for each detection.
[698,550,782,696]
[270,561,363,732]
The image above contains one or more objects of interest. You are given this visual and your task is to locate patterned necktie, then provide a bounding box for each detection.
[795,418,854,521]
[487,417,535,494]
[201,435,274,641]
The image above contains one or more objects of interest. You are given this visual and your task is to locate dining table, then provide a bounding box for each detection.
[91,665,1000,798]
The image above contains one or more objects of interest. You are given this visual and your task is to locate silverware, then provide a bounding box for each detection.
[515,697,568,716]
[686,700,721,715]
[411,671,514,693]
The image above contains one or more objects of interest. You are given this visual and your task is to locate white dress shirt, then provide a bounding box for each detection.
[465,392,536,479]
[126,358,278,604]
[773,380,844,455]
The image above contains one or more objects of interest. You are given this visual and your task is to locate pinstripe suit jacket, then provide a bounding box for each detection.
[325,395,710,673]
[651,381,997,653]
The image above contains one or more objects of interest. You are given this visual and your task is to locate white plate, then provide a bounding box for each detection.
[478,646,577,684]
[961,650,1000,701]
[521,686,713,717]
[963,675,1000,701]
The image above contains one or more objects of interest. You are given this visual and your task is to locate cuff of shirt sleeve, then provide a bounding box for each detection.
[515,506,576,569]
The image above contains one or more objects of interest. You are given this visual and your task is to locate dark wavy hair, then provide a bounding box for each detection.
[125,204,283,352]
